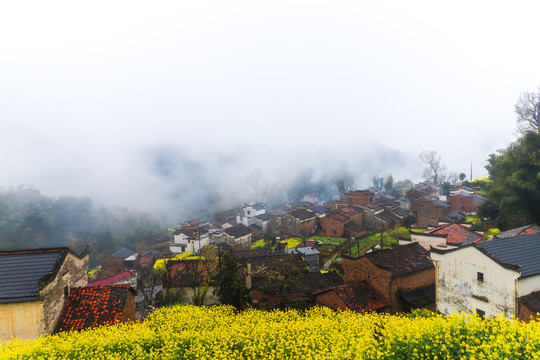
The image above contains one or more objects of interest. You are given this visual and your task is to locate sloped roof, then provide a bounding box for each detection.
[0,248,70,303]
[288,208,316,220]
[255,213,270,221]
[136,234,169,245]
[476,233,540,278]
[318,280,390,312]
[495,225,540,239]
[326,210,350,223]
[224,224,251,238]
[54,285,135,333]
[363,243,434,277]
[309,205,329,214]
[393,208,409,218]
[445,211,465,221]
[88,269,136,287]
[112,248,135,259]
[427,223,482,246]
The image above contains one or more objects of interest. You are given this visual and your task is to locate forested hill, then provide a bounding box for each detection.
[0,186,164,263]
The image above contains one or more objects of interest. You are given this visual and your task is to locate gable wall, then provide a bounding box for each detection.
[41,252,89,334]
[431,247,520,318]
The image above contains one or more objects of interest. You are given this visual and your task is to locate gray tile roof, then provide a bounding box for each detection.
[476,233,540,278]
[0,248,67,303]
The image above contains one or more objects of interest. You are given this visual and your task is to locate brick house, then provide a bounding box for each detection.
[341,243,435,313]
[318,210,350,237]
[88,269,138,288]
[0,247,89,340]
[414,199,452,228]
[54,284,136,333]
[336,190,374,207]
[315,280,390,313]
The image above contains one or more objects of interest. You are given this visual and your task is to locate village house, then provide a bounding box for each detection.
[430,232,540,320]
[285,247,320,272]
[164,260,219,306]
[447,189,486,213]
[413,198,454,228]
[335,190,374,207]
[54,284,136,333]
[236,203,266,226]
[171,228,210,254]
[318,209,351,237]
[213,208,240,228]
[88,269,138,288]
[315,280,390,313]
[280,208,317,237]
[213,224,253,250]
[341,243,435,313]
[0,247,89,340]
[134,234,170,255]
[401,223,483,250]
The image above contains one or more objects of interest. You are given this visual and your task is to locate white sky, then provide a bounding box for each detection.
[1,1,539,217]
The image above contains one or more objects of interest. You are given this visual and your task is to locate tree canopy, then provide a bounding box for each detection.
[485,131,540,229]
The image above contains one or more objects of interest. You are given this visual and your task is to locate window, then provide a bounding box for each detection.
[476,309,485,319]
[348,198,352,202]
[64,285,69,299]
[477,272,484,282]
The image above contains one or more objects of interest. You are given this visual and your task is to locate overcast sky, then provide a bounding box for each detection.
[1,1,539,220]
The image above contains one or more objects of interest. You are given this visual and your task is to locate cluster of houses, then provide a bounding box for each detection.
[3,180,540,341]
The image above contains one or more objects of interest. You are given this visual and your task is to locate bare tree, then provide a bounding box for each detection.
[419,150,446,184]
[515,88,540,135]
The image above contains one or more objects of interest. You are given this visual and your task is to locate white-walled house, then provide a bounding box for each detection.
[430,233,540,320]
[236,203,266,226]
[171,229,209,254]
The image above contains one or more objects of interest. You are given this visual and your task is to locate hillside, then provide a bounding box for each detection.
[2,305,540,359]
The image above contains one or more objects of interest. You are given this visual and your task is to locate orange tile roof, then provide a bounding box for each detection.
[54,285,134,333]
[427,223,482,246]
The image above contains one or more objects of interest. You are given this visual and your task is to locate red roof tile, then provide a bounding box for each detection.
[54,285,134,333]
[88,269,136,287]
[427,223,482,246]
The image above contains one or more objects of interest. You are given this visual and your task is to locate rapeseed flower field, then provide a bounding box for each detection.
[2,305,539,359]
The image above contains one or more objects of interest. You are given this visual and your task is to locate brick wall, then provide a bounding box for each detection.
[518,301,538,323]
[318,217,346,237]
[342,256,435,313]
[447,195,474,212]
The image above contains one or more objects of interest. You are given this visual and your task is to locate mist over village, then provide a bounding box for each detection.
[2,1,540,359]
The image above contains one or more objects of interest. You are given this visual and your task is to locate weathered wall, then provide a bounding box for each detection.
[431,247,520,318]
[121,291,137,323]
[318,216,346,237]
[516,275,540,297]
[0,301,43,341]
[41,252,89,334]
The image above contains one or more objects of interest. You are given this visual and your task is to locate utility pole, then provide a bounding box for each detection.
[470,162,473,181]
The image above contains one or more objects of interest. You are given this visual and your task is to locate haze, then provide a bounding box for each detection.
[1,1,539,222]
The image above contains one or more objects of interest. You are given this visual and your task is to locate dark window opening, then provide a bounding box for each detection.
[476,309,485,319]
[64,285,69,299]
[477,272,484,282]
